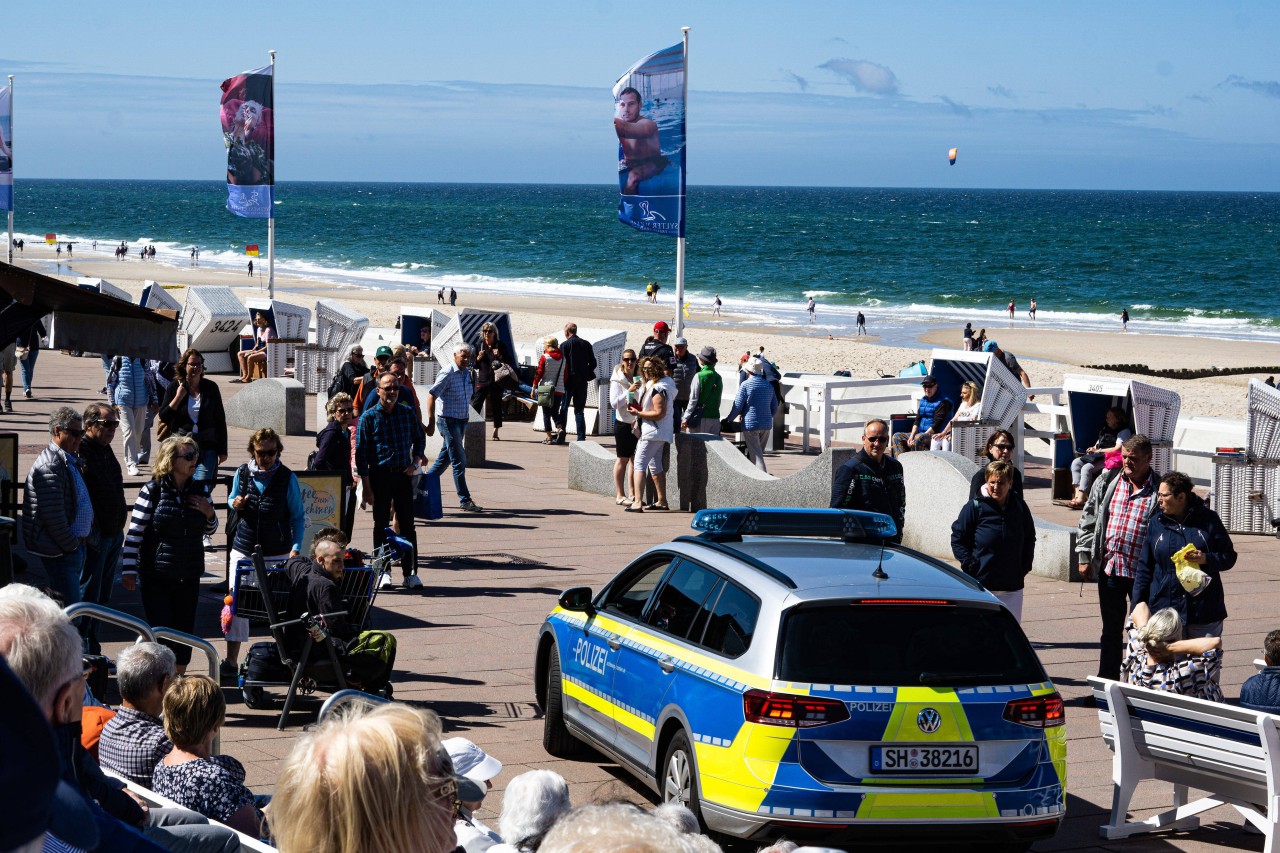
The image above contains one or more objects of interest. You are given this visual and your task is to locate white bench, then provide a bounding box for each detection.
[102,767,276,852]
[1088,675,1279,851]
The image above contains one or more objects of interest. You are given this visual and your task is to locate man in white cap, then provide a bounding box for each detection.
[444,736,504,852]
[669,336,700,432]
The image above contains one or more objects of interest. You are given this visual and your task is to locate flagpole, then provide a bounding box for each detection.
[673,27,689,338]
[266,50,276,299]
[6,75,13,266]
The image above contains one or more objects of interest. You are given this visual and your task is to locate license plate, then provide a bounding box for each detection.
[870,744,979,773]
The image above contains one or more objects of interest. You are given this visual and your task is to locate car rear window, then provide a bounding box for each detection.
[777,603,1047,687]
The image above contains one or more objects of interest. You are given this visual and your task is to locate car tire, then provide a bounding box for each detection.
[241,685,271,710]
[662,730,704,829]
[543,645,585,757]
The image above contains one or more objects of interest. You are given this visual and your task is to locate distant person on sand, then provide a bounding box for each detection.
[646,282,654,303]
[807,296,816,323]
[962,322,974,350]
[614,87,668,195]
[437,287,445,304]
[1121,308,1130,332]
[974,327,987,349]
[449,287,457,306]
[1028,298,1037,320]
[1007,300,1016,320]
[247,259,253,277]
[857,311,867,336]
[712,294,722,316]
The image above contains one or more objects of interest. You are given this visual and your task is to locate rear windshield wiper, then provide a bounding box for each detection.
[919,672,1008,685]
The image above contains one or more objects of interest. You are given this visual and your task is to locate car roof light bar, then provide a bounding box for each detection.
[690,507,899,543]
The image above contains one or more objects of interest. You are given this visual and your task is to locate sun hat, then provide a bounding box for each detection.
[982,341,998,353]
[743,358,763,375]
[375,345,393,358]
[653,321,670,333]
[698,346,717,364]
[442,736,503,784]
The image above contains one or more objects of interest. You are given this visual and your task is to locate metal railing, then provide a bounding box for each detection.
[318,688,389,722]
[781,373,921,453]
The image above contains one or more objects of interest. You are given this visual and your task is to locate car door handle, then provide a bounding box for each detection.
[659,656,676,673]
[607,638,621,650]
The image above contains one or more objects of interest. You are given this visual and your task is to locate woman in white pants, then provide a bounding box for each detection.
[108,356,157,476]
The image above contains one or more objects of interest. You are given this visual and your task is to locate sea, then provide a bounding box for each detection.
[11,180,1280,346]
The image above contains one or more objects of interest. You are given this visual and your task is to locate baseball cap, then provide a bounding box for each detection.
[442,736,503,784]
[375,345,393,358]
[653,321,670,333]
[982,341,998,353]
[920,375,937,387]
[698,345,717,363]
[673,336,687,347]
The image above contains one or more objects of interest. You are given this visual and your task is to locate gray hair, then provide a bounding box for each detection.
[326,392,353,420]
[1138,607,1184,649]
[455,342,474,357]
[116,642,177,705]
[540,802,713,853]
[498,770,572,850]
[652,802,700,835]
[49,406,82,436]
[83,401,114,425]
[0,595,82,713]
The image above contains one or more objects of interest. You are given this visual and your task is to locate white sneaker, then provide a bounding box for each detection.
[378,572,396,590]
[403,574,424,590]
[127,463,141,477]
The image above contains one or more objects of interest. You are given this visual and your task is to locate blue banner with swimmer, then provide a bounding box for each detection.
[220,64,274,219]
[0,83,12,212]
[614,43,685,237]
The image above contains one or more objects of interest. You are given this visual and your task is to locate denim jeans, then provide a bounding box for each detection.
[427,415,471,504]
[194,448,220,491]
[18,347,38,393]
[41,544,86,608]
[80,530,123,652]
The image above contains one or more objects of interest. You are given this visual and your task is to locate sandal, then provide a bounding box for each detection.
[646,503,670,511]
[615,497,631,506]
[624,505,645,513]
[541,437,557,445]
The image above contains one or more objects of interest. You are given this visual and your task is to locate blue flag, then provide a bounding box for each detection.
[0,83,12,212]
[220,64,274,219]
[613,43,685,237]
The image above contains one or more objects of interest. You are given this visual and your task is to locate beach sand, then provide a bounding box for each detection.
[17,244,1278,420]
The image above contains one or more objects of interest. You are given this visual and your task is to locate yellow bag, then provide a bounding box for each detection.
[1172,543,1211,596]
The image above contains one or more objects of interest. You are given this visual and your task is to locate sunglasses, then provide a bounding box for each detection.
[621,357,636,362]
[186,362,205,369]
[92,420,121,428]
[176,450,199,462]
[254,448,279,458]
[993,443,1014,450]
[864,435,888,443]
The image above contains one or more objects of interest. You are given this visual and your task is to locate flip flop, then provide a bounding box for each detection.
[624,506,645,513]
[615,497,631,505]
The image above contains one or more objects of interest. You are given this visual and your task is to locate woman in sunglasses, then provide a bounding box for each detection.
[223,428,305,680]
[156,347,228,487]
[121,435,218,674]
[608,349,641,505]
[969,429,1024,499]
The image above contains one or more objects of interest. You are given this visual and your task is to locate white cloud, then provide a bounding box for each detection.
[818,59,899,96]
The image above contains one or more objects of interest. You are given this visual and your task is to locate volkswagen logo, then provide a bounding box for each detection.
[916,708,942,734]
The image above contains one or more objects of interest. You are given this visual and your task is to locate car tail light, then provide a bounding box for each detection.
[743,689,850,728]
[1003,692,1065,728]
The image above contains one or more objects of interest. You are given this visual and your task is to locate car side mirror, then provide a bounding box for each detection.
[558,586,595,615]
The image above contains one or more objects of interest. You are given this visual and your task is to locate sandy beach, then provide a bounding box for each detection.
[17,243,1280,421]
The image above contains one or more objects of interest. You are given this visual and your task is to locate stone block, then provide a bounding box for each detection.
[224,378,306,436]
[424,405,488,468]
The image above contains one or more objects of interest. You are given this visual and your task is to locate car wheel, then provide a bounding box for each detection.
[241,685,271,710]
[543,645,585,757]
[662,730,704,828]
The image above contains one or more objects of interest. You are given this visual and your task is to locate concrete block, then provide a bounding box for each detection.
[424,405,488,468]
[224,378,306,435]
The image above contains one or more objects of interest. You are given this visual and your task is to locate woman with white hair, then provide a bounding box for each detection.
[725,357,778,473]
[1121,603,1223,701]
[490,770,572,852]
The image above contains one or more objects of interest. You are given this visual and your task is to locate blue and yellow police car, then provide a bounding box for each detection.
[534,508,1065,848]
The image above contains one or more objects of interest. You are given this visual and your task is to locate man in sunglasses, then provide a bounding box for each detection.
[24,407,94,607]
[830,418,906,544]
[76,403,128,652]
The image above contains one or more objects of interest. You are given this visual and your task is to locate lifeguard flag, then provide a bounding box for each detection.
[45,233,56,245]
[245,245,260,257]
[220,64,274,218]
[613,43,686,237]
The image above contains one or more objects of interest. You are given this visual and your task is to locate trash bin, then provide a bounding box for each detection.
[0,517,15,588]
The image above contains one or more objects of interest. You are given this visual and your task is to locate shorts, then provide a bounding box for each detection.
[614,422,638,458]
[634,438,667,474]
[0,343,15,373]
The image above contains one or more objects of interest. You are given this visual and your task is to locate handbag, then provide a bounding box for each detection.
[492,362,518,390]
[535,358,563,407]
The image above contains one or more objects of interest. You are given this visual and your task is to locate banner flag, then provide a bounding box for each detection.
[245,244,260,256]
[0,83,11,212]
[613,43,685,237]
[220,64,274,219]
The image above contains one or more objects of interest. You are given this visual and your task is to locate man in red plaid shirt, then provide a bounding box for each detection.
[1076,434,1160,680]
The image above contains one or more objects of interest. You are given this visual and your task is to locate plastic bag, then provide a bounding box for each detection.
[1172,543,1211,596]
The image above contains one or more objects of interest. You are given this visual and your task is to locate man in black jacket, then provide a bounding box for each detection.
[77,403,128,653]
[283,530,396,694]
[558,323,597,443]
[830,419,905,543]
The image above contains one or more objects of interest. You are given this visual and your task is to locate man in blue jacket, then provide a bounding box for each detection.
[1240,630,1280,714]
[830,419,905,543]
[1131,471,1236,639]
[891,375,953,456]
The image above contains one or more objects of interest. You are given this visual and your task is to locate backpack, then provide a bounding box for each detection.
[325,369,346,400]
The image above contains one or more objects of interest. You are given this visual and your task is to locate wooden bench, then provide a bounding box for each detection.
[1088,675,1279,851]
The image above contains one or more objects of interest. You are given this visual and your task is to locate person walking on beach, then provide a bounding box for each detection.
[962,322,974,350]
[1007,300,1016,320]
[646,282,654,303]
[712,294,722,316]
[1028,298,1037,320]
[1121,308,1130,332]
[807,296,816,323]
[438,287,445,304]
[449,287,457,306]
[247,259,253,277]
[857,311,867,336]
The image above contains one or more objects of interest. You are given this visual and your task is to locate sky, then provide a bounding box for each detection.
[4,1,1279,191]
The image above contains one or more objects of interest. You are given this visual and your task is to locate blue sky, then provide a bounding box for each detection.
[4,1,1279,190]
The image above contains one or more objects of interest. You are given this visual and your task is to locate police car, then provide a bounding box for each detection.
[534,508,1064,848]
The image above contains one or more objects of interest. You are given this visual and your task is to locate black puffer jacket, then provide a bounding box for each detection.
[950,494,1036,592]
[123,476,216,579]
[79,439,127,534]
[22,444,82,557]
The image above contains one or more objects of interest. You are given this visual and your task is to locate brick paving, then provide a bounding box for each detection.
[8,350,1278,852]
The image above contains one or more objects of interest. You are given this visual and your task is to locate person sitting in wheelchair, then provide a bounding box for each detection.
[282,527,397,696]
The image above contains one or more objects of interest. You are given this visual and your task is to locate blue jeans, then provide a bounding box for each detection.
[41,543,86,608]
[427,415,471,504]
[80,530,123,651]
[18,347,38,393]
[194,448,220,490]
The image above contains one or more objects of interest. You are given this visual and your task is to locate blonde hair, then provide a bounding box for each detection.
[270,702,456,853]
[326,392,354,420]
[962,380,982,403]
[1137,607,1184,651]
[152,435,199,479]
[162,674,225,750]
[543,336,559,350]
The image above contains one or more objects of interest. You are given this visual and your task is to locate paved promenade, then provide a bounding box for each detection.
[8,350,1276,852]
